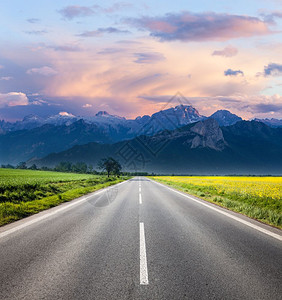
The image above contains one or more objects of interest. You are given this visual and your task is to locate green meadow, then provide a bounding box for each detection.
[0,168,127,226]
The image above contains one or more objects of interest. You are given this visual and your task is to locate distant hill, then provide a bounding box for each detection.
[32,119,282,175]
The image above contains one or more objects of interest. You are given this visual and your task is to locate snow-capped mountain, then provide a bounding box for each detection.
[0,112,78,132]
[149,104,205,129]
[0,105,204,133]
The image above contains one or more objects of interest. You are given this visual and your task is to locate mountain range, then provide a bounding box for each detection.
[31,118,282,175]
[0,104,282,174]
[1,107,280,134]
[0,105,206,164]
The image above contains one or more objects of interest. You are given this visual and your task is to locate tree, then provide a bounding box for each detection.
[71,162,87,173]
[29,164,38,170]
[88,164,93,173]
[98,157,122,177]
[54,162,72,172]
[41,166,50,171]
[1,164,15,169]
[16,162,27,169]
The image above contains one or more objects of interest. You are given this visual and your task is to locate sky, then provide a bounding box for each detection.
[0,0,282,121]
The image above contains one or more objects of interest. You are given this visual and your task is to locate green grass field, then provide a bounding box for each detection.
[0,168,128,226]
[151,176,282,228]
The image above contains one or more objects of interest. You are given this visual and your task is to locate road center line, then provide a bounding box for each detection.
[151,180,282,242]
[140,222,149,285]
[139,193,142,204]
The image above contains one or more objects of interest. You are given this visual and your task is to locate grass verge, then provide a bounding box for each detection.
[0,169,129,226]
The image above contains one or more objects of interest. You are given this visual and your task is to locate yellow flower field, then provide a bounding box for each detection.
[151,176,282,228]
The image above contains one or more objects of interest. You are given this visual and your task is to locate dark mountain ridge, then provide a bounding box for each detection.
[32,119,282,175]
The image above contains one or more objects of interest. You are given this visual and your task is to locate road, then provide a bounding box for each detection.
[0,177,281,300]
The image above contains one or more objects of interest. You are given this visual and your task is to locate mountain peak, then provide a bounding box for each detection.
[95,111,110,117]
[22,114,41,122]
[209,110,242,126]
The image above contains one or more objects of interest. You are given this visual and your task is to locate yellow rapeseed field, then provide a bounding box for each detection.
[151,176,282,227]
[153,176,282,201]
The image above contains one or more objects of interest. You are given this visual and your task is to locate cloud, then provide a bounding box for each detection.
[48,44,83,52]
[59,111,75,117]
[31,99,48,106]
[138,95,174,103]
[0,65,3,69]
[58,3,132,20]
[224,69,244,76]
[82,103,92,108]
[129,12,272,42]
[26,66,58,76]
[24,30,48,35]
[27,18,40,23]
[251,102,282,113]
[212,46,238,57]
[77,27,130,37]
[58,5,97,20]
[116,40,143,45]
[0,92,29,108]
[97,48,124,54]
[8,31,277,120]
[134,52,166,63]
[261,11,282,23]
[264,63,282,76]
[0,77,12,81]
[104,2,132,13]
[270,11,282,19]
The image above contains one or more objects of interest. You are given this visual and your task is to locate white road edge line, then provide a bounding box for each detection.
[151,180,282,242]
[140,222,149,285]
[0,180,128,240]
[139,193,142,204]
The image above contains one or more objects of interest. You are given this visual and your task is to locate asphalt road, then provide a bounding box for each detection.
[0,177,281,300]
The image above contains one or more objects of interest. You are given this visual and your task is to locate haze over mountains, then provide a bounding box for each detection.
[32,118,282,175]
[0,104,282,174]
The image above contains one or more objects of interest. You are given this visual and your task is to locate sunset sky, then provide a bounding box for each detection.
[0,0,282,121]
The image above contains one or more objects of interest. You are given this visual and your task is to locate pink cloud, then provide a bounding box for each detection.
[212,46,238,57]
[59,111,75,117]
[0,92,29,108]
[144,21,177,33]
[26,66,58,76]
[82,103,92,108]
